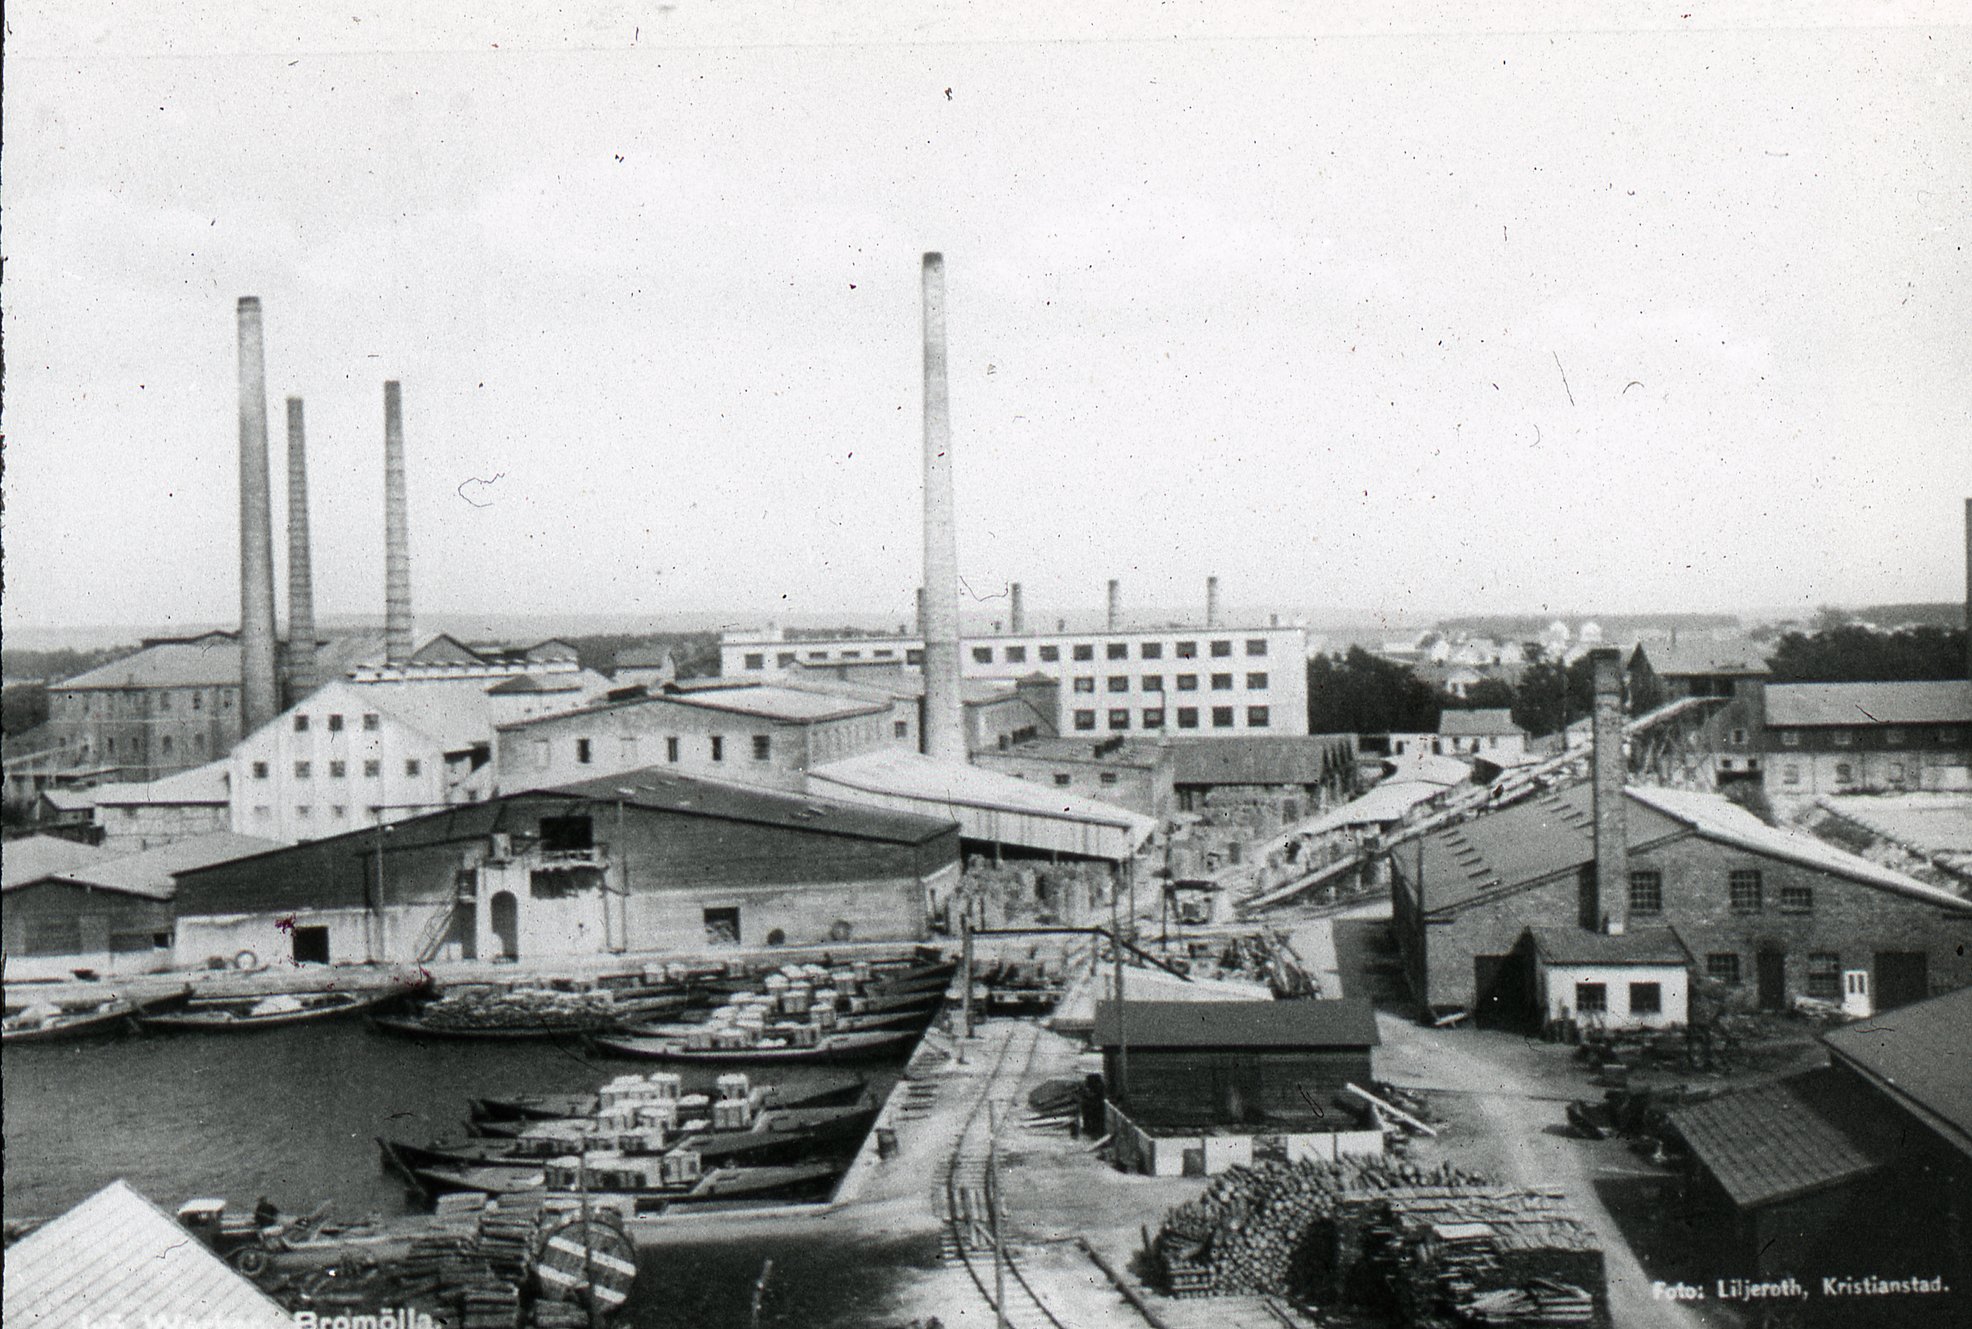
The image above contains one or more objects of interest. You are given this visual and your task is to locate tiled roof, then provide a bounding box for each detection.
[1438,708,1524,737]
[70,832,284,900]
[1,1180,292,1329]
[548,766,956,845]
[57,635,243,690]
[1822,985,1972,1159]
[1669,1069,1896,1209]
[1,835,114,890]
[1527,926,1689,966]
[1764,679,1972,728]
[1631,638,1771,678]
[1092,998,1379,1049]
[1167,735,1357,787]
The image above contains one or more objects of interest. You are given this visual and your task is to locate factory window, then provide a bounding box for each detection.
[1888,762,1905,781]
[1729,728,1748,746]
[1106,643,1128,660]
[1246,639,1268,657]
[1107,709,1131,731]
[1039,645,1060,662]
[1074,677,1096,693]
[667,737,681,763]
[328,714,344,732]
[1247,706,1270,727]
[363,713,380,731]
[253,804,271,820]
[1707,953,1742,985]
[192,692,203,711]
[223,694,233,709]
[161,736,174,756]
[331,805,347,819]
[1176,708,1199,729]
[973,647,994,664]
[1107,676,1130,693]
[365,760,382,777]
[540,814,594,852]
[329,760,346,779]
[1780,884,1813,914]
[1074,710,1096,731]
[808,651,828,661]
[874,649,895,659]
[1005,646,1027,663]
[1073,644,1094,661]
[906,650,924,665]
[1835,763,1854,784]
[1176,674,1198,692]
[752,735,771,761]
[1143,709,1165,728]
[1054,773,1072,787]
[1211,673,1233,690]
[405,759,421,777]
[744,653,765,671]
[894,720,908,739]
[1141,642,1163,660]
[1212,707,1234,729]
[1628,983,1661,1015]
[1574,982,1607,1014]
[620,737,639,765]
[1100,772,1119,786]
[1883,728,1904,745]
[710,736,725,762]
[703,907,741,945]
[196,735,207,752]
[778,652,798,668]
[294,714,310,732]
[1779,730,1800,746]
[159,693,172,712]
[1246,672,1268,690]
[1807,952,1842,1000]
[1142,676,1163,692]
[1941,727,1963,744]
[295,804,311,819]
[1781,764,1800,785]
[294,760,312,779]
[1210,640,1233,658]
[576,738,593,765]
[1175,641,1197,659]
[1628,870,1663,915]
[1728,869,1763,913]
[1831,729,1853,747]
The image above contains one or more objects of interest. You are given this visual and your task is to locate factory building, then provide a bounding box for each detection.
[1761,679,1972,799]
[972,738,1176,818]
[786,660,1059,754]
[720,622,1310,739]
[50,759,233,852]
[172,770,959,968]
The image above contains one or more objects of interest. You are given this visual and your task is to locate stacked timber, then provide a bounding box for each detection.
[1357,1188,1603,1328]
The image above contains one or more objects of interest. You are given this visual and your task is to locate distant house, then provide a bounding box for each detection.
[1628,638,1772,702]
[1390,782,1972,1025]
[1164,734,1358,812]
[1762,679,1972,800]
[67,759,233,852]
[1437,708,1530,760]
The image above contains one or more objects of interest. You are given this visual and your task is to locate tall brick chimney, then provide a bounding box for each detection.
[1106,579,1122,631]
[383,381,414,665]
[919,254,964,760]
[1206,575,1223,628]
[236,297,280,734]
[1590,647,1628,934]
[1009,583,1025,635]
[285,397,318,700]
[1963,497,1970,680]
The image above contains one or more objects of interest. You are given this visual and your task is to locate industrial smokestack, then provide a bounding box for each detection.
[285,397,318,700]
[236,297,280,733]
[915,587,927,638]
[1589,648,1628,935]
[1009,583,1025,635]
[919,254,965,760]
[1964,497,1971,681]
[383,380,415,665]
[1206,575,1223,628]
[1107,579,1122,631]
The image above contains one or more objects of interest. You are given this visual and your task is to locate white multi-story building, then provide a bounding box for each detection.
[719,624,1310,738]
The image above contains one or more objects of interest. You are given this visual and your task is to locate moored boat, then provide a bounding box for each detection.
[468,1069,867,1123]
[140,986,406,1032]
[590,1026,917,1065]
[2,987,191,1044]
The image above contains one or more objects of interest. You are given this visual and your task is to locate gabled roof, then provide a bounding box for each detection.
[2,835,114,890]
[666,685,891,723]
[2,1180,291,1329]
[1668,1068,1899,1210]
[548,766,956,846]
[340,679,501,753]
[1822,985,1972,1160]
[1167,735,1356,787]
[1299,779,1444,832]
[1438,708,1524,738]
[68,832,284,900]
[486,671,586,695]
[1527,926,1689,967]
[808,748,1154,837]
[57,636,243,690]
[1092,998,1379,1049]
[88,758,231,807]
[1630,638,1770,678]
[1764,679,1972,728]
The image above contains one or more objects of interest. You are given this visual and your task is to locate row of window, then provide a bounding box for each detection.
[1778,761,1917,787]
[1573,981,1661,1015]
[1624,868,1811,915]
[559,733,781,768]
[294,712,383,733]
[253,758,421,779]
[1703,951,1848,1000]
[1071,672,1268,694]
[1073,706,1268,732]
[1775,726,1963,747]
[63,689,234,717]
[98,732,211,759]
[740,637,1273,671]
[744,647,905,669]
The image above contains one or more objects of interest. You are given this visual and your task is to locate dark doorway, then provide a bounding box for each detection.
[1473,952,1534,1030]
[1756,949,1786,1011]
[489,891,520,960]
[704,906,741,945]
[450,900,477,961]
[1874,951,1929,1010]
[292,926,330,966]
[539,814,594,853]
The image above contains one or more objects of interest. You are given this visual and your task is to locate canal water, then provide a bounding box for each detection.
[2,1022,938,1328]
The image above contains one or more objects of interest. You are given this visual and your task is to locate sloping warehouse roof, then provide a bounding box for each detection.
[2,835,114,890]
[1298,779,1445,833]
[1167,735,1356,787]
[1631,638,1771,678]
[550,766,954,845]
[2,1180,292,1329]
[1822,984,1972,1160]
[57,634,243,690]
[807,749,1153,862]
[1438,708,1523,737]
[1669,1069,1899,1210]
[1764,679,1972,728]
[1092,998,1379,1049]
[68,832,284,900]
[88,758,231,807]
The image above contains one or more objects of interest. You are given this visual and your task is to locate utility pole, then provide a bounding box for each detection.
[960,913,975,1055]
[989,1103,1007,1329]
[1110,861,1127,1106]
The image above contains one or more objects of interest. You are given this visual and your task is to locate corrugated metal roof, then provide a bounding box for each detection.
[1527,926,1689,966]
[2,835,115,890]
[88,758,232,807]
[1764,679,1972,728]
[1669,1069,1896,1209]
[1092,998,1380,1049]
[2,1179,292,1329]
[1438,708,1524,737]
[57,635,243,690]
[1822,985,1972,1159]
[1167,735,1357,787]
[1631,638,1771,678]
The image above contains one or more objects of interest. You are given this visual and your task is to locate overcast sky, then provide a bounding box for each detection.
[4,2,1968,636]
